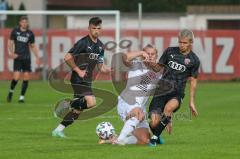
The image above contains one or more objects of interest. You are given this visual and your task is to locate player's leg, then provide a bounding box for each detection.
[148,95,166,145]
[52,95,96,137]
[149,98,179,146]
[132,121,150,145]
[116,107,145,145]
[7,59,21,102]
[7,72,21,102]
[19,59,31,103]
[19,71,30,103]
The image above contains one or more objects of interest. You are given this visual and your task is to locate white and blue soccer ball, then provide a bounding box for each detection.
[96,122,115,140]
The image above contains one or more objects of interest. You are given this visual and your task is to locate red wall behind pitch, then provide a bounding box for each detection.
[0,29,240,80]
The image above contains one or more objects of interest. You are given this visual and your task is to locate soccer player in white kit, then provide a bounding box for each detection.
[112,44,164,145]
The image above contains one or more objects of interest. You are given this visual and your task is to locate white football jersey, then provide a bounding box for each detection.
[120,60,162,109]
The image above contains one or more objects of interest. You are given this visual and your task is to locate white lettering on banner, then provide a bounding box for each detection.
[51,37,71,69]
[101,37,114,67]
[216,38,234,74]
[124,36,139,51]
[142,36,152,48]
[169,37,178,46]
[0,34,236,76]
[0,37,3,71]
[193,38,213,73]
[155,37,164,57]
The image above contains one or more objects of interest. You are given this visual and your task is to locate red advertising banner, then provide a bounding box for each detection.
[0,29,239,80]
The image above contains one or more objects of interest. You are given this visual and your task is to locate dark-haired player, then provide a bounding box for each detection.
[52,17,111,138]
[7,16,41,103]
[149,29,200,146]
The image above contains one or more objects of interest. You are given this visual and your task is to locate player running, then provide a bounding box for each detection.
[52,17,111,138]
[148,29,200,146]
[105,44,170,145]
[7,16,41,103]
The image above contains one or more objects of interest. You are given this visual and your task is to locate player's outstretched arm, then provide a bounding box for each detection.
[189,77,198,117]
[122,51,149,66]
[64,53,86,78]
[30,43,41,65]
[97,63,111,73]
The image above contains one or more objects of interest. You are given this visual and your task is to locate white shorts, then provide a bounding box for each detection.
[117,96,149,129]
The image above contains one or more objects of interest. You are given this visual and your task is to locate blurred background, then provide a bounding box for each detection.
[0,0,240,81]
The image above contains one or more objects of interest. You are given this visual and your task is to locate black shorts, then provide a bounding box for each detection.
[149,91,184,115]
[13,59,31,72]
[71,81,93,98]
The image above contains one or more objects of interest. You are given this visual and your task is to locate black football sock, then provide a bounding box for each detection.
[152,114,171,137]
[21,80,29,96]
[71,98,88,110]
[10,79,18,91]
[61,111,80,127]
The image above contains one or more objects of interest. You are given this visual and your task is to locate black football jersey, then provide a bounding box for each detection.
[69,35,104,83]
[10,27,35,59]
[159,47,200,95]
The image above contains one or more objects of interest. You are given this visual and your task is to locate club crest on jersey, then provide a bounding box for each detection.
[184,58,190,65]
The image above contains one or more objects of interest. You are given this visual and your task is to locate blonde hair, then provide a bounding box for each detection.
[179,29,194,43]
[143,44,158,54]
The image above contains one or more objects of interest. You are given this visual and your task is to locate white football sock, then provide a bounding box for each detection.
[54,124,65,132]
[122,135,138,145]
[117,117,140,142]
[19,95,24,100]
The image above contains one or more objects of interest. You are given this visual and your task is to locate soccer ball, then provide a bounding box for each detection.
[96,122,115,140]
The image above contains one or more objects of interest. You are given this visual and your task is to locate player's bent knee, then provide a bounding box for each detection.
[150,113,160,128]
[128,107,145,121]
[133,128,150,145]
[85,96,96,108]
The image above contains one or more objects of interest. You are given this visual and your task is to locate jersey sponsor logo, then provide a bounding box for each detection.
[168,61,186,72]
[89,53,99,60]
[17,36,28,43]
[184,58,190,65]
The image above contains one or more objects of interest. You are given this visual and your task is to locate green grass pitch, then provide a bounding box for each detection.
[0,81,240,159]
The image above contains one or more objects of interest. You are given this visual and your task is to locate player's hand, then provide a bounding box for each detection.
[103,67,112,73]
[127,107,145,121]
[141,51,149,62]
[35,57,41,66]
[189,103,198,117]
[9,53,18,59]
[77,69,87,78]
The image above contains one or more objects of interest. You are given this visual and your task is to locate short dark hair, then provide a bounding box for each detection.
[19,16,28,21]
[89,17,102,26]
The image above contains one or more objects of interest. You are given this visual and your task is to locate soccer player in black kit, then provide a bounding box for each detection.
[7,16,41,103]
[148,29,200,146]
[52,17,111,138]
